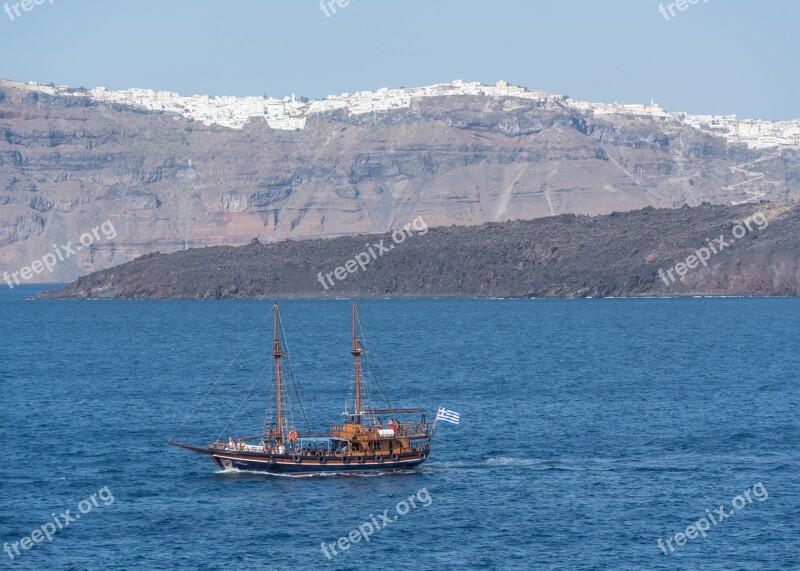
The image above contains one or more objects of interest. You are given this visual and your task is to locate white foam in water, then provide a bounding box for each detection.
[486,456,516,464]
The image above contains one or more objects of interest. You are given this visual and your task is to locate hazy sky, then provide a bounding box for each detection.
[1,0,797,119]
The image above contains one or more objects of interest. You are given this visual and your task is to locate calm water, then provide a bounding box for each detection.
[1,287,798,570]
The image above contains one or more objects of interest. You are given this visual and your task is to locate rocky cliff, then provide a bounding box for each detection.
[2,80,799,282]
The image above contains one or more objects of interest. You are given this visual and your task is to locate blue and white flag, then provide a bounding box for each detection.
[436,407,460,425]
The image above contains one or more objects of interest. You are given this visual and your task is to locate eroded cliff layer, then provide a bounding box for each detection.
[3,80,799,282]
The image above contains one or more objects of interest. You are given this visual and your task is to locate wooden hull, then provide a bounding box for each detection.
[211,451,428,475]
[170,442,429,476]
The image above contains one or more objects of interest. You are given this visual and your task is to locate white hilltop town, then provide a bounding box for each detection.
[12,79,800,150]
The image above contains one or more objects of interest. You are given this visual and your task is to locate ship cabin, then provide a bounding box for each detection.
[329,408,429,457]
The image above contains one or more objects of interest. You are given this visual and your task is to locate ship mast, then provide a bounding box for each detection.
[351,301,362,420]
[273,303,284,441]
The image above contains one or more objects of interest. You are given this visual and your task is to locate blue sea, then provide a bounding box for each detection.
[1,286,798,570]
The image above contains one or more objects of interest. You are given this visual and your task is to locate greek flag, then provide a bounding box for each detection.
[436,407,460,425]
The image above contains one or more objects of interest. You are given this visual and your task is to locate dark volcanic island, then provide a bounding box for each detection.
[38,202,800,299]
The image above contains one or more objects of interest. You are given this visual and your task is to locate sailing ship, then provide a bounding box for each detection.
[169,302,457,475]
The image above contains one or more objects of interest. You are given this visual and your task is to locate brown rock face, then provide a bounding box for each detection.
[2,81,799,282]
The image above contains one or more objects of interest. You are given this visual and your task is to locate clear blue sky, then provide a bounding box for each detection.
[1,0,797,119]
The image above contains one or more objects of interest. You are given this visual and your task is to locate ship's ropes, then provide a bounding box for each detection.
[169,308,272,442]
